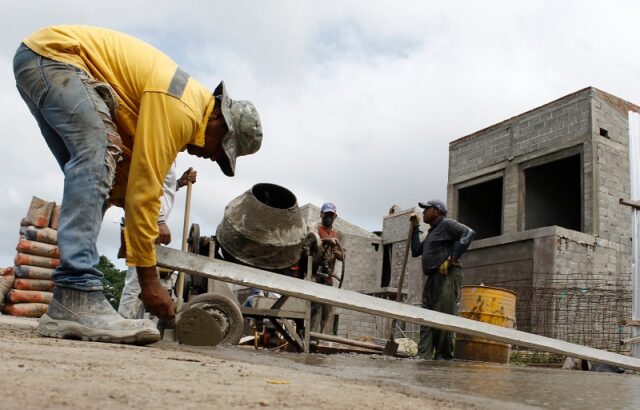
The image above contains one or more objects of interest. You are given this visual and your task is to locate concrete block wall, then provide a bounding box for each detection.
[334,233,383,339]
[591,90,634,274]
[462,227,631,348]
[381,209,426,339]
[545,229,630,349]
[382,209,424,301]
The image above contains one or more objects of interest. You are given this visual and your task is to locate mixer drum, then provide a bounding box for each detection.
[216,183,307,270]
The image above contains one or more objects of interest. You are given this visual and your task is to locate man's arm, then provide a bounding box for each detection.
[333,232,345,261]
[124,92,197,320]
[124,92,196,267]
[446,220,475,263]
[410,218,423,257]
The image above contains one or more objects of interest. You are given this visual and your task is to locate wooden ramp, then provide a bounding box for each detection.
[156,247,640,371]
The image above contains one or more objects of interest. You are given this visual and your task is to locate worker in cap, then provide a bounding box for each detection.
[13,26,262,344]
[310,202,345,335]
[410,199,475,359]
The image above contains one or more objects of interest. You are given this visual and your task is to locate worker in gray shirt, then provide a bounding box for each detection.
[410,199,475,360]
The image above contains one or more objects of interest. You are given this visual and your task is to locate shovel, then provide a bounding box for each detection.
[175,179,193,312]
[383,217,416,356]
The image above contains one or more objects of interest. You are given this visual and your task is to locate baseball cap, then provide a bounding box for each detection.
[418,199,447,215]
[321,202,337,213]
[214,81,263,177]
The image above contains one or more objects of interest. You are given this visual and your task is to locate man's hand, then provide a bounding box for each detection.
[156,223,171,245]
[178,167,197,189]
[117,228,127,259]
[409,213,421,226]
[322,237,338,246]
[137,266,175,320]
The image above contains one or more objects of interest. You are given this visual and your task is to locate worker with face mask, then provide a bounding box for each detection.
[310,202,345,334]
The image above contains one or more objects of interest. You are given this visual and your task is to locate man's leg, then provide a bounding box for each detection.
[118,266,144,319]
[433,268,458,359]
[310,302,322,333]
[320,303,330,333]
[417,275,436,359]
[13,44,158,344]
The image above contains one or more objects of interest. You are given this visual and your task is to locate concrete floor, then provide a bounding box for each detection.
[211,346,640,409]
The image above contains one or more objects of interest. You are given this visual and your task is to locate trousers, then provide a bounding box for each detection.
[417,264,462,359]
[13,43,122,291]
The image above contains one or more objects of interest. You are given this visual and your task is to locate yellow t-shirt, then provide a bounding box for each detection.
[24,25,215,267]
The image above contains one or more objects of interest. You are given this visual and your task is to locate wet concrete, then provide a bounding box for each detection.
[174,345,640,409]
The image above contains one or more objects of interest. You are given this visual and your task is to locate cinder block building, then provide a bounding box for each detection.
[291,87,637,350]
[446,87,638,349]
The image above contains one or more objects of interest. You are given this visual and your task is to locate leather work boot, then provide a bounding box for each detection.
[38,287,160,344]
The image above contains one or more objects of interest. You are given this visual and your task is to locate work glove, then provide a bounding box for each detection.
[439,257,451,275]
[409,213,421,226]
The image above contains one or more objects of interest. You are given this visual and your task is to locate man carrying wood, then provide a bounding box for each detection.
[13,26,262,344]
[411,199,475,359]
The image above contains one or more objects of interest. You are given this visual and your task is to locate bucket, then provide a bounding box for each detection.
[216,183,306,270]
[455,285,516,363]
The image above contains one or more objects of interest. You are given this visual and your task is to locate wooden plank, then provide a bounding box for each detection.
[269,318,304,352]
[309,332,383,352]
[621,319,640,326]
[281,320,306,351]
[620,335,640,345]
[156,246,640,371]
[619,197,640,209]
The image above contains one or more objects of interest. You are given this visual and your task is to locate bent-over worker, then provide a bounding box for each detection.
[13,25,262,344]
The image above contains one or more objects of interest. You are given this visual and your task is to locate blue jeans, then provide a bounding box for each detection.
[13,44,122,291]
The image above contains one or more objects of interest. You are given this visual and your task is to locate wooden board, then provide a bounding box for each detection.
[156,246,640,371]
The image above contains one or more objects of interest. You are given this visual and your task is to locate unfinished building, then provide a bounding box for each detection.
[447,87,638,350]
[265,87,639,349]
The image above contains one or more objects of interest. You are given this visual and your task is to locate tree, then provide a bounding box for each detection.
[96,255,126,309]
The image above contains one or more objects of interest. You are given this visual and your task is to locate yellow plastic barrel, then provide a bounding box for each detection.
[455,285,516,364]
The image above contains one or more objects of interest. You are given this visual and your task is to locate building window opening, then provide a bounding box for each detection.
[599,128,609,138]
[458,177,503,240]
[380,244,392,287]
[524,154,581,231]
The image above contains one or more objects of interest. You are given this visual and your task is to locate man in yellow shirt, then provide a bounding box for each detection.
[13,26,262,344]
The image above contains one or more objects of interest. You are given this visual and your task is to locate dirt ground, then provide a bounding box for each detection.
[0,314,473,410]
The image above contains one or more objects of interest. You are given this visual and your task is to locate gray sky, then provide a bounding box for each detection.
[2,0,640,269]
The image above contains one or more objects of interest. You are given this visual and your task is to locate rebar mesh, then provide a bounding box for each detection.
[465,271,632,353]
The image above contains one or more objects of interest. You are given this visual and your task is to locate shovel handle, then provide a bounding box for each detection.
[175,181,192,311]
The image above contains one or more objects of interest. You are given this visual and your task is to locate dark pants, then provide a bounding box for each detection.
[418,265,462,359]
[310,301,329,333]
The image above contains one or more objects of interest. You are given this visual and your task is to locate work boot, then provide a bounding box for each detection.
[38,287,160,344]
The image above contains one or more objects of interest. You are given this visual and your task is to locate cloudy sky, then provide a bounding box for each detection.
[1,0,640,269]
